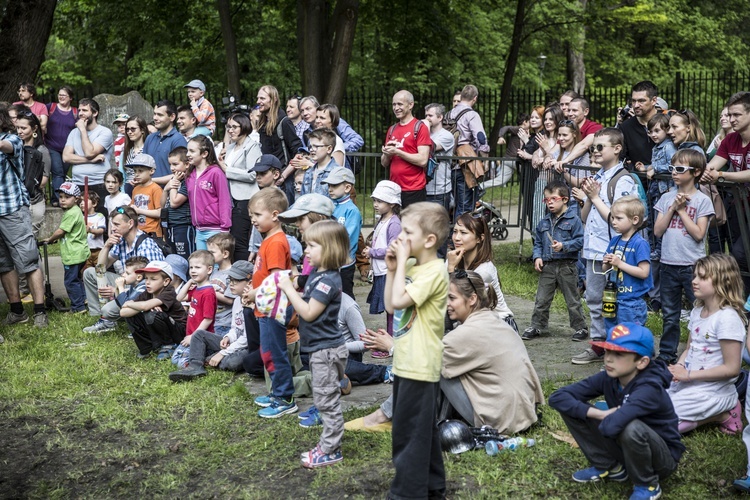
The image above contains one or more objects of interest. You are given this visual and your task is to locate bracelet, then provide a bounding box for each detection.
[389,346,395,356]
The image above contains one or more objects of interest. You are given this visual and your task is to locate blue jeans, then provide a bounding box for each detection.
[64,262,86,312]
[604,297,647,335]
[658,264,695,363]
[48,148,66,204]
[166,224,196,259]
[451,168,476,221]
[195,229,222,250]
[345,355,387,385]
[259,314,294,401]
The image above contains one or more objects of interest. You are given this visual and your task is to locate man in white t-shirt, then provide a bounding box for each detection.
[63,98,114,214]
[423,103,454,212]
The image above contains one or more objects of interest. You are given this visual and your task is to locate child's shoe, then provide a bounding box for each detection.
[571,328,589,342]
[572,464,628,483]
[733,476,750,493]
[301,445,343,469]
[258,397,297,418]
[168,365,207,382]
[156,344,177,361]
[340,375,352,395]
[719,400,743,435]
[371,350,390,359]
[298,405,318,420]
[629,484,661,500]
[521,327,541,341]
[383,366,394,384]
[82,318,116,333]
[254,394,273,407]
[299,406,322,428]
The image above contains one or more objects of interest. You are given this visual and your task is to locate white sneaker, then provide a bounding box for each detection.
[82,319,116,333]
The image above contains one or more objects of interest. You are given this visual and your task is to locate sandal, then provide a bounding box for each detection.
[719,401,743,435]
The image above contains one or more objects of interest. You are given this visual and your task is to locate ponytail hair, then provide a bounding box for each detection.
[450,270,498,313]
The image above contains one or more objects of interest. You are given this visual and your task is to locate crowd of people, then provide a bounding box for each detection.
[3,77,750,498]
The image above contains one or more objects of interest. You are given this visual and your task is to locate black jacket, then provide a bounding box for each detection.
[258,109,303,165]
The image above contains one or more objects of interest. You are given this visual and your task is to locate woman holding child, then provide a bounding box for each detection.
[220,113,262,261]
[529,105,566,231]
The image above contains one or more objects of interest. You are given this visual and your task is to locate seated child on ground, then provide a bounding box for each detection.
[207,232,235,336]
[173,250,217,368]
[120,261,188,360]
[168,260,254,381]
[83,256,149,334]
[548,323,684,500]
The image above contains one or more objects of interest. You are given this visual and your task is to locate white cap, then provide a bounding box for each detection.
[371,180,402,206]
[135,261,174,280]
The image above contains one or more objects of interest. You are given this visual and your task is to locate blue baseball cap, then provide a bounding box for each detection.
[184,79,206,92]
[590,323,654,358]
[165,254,188,283]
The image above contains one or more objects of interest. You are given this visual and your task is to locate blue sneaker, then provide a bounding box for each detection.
[572,464,628,483]
[383,365,394,384]
[258,397,297,418]
[301,445,343,469]
[156,344,177,361]
[299,406,322,428]
[298,405,318,420]
[734,477,750,493]
[629,484,661,500]
[254,394,273,408]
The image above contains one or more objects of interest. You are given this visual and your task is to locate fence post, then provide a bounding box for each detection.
[675,71,683,109]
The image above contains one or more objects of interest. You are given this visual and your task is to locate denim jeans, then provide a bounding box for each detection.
[48,148,66,204]
[259,314,295,401]
[166,224,196,260]
[604,297,648,335]
[658,264,695,363]
[451,168,476,221]
[64,261,87,312]
[195,229,222,250]
[345,357,387,385]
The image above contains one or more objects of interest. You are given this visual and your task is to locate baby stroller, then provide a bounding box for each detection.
[471,199,509,240]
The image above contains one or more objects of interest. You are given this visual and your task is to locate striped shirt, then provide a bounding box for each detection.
[0,133,29,216]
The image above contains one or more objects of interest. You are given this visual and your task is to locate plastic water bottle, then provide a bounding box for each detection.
[95,264,108,305]
[485,437,536,456]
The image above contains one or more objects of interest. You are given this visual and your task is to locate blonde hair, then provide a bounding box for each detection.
[189,250,215,269]
[299,212,329,225]
[693,254,748,324]
[304,220,350,270]
[207,232,236,258]
[258,85,281,136]
[611,195,645,222]
[401,202,450,248]
[249,186,288,214]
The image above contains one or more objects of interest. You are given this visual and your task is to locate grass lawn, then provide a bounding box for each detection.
[1,242,747,498]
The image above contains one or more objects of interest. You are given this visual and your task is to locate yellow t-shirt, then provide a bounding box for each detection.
[392,258,449,382]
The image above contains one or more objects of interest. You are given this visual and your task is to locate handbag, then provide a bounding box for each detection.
[456,143,487,189]
[699,183,726,227]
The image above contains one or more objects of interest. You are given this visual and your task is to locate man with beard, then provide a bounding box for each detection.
[144,100,188,185]
[62,98,114,214]
[620,81,659,169]
[14,82,48,132]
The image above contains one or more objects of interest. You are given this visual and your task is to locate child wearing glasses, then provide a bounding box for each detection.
[523,180,586,341]
[653,150,714,364]
[301,128,339,197]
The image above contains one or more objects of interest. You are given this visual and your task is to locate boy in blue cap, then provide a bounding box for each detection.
[548,323,684,500]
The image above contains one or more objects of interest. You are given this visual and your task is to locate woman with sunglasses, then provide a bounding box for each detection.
[120,116,149,196]
[529,105,566,231]
[668,109,706,156]
[219,113,262,261]
[15,111,50,238]
[45,86,77,207]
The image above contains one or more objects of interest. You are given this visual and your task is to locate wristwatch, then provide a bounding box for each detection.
[717,172,725,183]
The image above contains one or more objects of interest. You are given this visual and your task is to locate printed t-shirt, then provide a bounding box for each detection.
[654,189,714,266]
[385,117,432,191]
[211,268,232,328]
[187,285,216,335]
[131,182,164,236]
[59,206,90,265]
[86,212,107,249]
[392,258,449,382]
[252,230,291,318]
[605,233,652,299]
[134,284,188,327]
[716,132,750,173]
[299,269,344,353]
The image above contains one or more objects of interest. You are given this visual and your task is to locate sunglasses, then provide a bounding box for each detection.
[589,144,610,154]
[558,119,575,127]
[454,269,478,295]
[126,127,139,132]
[668,165,695,174]
[543,196,566,203]
[115,206,133,220]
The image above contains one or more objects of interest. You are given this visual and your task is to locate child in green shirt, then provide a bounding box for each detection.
[43,182,90,313]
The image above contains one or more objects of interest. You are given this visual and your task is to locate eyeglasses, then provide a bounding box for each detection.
[126,127,139,132]
[543,196,566,203]
[668,165,695,174]
[590,257,614,276]
[454,269,478,295]
[589,144,610,153]
[308,144,327,150]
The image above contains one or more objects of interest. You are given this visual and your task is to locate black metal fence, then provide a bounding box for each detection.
[50,70,750,153]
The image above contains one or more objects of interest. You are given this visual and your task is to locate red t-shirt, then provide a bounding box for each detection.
[385,117,432,191]
[580,119,603,138]
[253,231,291,318]
[716,132,750,172]
[187,285,217,335]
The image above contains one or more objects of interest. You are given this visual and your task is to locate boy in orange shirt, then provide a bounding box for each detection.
[129,153,164,237]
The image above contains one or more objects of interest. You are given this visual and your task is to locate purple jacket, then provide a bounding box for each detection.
[186,164,232,231]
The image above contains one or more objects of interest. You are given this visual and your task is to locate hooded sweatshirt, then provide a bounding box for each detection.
[548,359,685,463]
[186,163,232,231]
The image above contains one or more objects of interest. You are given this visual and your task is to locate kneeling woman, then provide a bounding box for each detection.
[441,270,544,434]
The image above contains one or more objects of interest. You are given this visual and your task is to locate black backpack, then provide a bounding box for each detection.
[23,146,45,203]
[134,232,174,257]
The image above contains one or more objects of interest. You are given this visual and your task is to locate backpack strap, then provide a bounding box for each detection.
[133,233,148,254]
[453,108,472,124]
[607,167,629,205]
[49,103,57,115]
[276,117,289,165]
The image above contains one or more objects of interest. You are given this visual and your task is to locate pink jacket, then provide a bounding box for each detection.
[186,164,232,231]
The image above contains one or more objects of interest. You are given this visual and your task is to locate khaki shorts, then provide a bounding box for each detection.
[0,207,39,274]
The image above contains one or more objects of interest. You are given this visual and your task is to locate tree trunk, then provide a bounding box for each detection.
[490,0,526,154]
[298,0,359,107]
[0,0,57,102]
[566,0,587,95]
[324,0,359,107]
[217,0,242,100]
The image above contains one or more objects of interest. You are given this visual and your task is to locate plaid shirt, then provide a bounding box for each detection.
[0,133,29,216]
[109,230,164,269]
